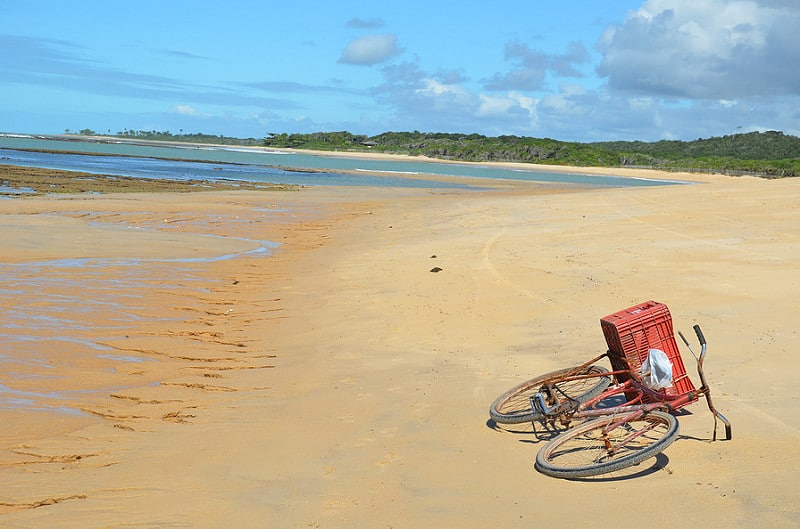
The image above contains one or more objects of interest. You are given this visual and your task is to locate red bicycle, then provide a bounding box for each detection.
[489,301,732,479]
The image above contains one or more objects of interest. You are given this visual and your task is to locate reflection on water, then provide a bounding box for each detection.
[0,208,274,416]
[0,144,477,189]
[0,134,682,188]
[0,259,196,414]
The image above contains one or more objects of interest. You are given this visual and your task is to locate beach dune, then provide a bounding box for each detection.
[0,170,798,528]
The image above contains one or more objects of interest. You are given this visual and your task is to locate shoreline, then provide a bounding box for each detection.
[269,145,719,183]
[5,132,727,184]
[1,166,797,526]
[0,163,302,196]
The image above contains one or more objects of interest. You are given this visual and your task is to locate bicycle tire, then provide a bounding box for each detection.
[489,365,611,424]
[535,410,679,479]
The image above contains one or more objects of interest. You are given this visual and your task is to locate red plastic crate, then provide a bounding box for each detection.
[600,301,696,401]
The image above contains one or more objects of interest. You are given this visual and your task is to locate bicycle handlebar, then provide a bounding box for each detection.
[693,324,706,346]
[686,323,732,441]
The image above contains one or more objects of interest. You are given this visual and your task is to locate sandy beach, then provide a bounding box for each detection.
[1,163,798,528]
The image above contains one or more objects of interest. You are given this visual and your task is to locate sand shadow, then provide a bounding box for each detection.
[534,453,672,482]
[487,418,569,442]
[488,410,679,481]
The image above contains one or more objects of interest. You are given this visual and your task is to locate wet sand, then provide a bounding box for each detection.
[1,168,798,528]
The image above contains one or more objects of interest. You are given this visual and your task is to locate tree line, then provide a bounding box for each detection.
[70,128,800,178]
[262,130,800,178]
[67,128,263,146]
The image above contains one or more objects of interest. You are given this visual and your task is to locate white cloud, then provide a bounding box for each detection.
[345,17,385,29]
[597,0,800,99]
[360,2,799,140]
[477,92,537,121]
[483,41,590,92]
[338,34,402,66]
[415,79,470,102]
[174,104,203,116]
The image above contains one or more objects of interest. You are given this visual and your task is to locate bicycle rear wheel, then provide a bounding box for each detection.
[535,410,679,479]
[489,365,611,424]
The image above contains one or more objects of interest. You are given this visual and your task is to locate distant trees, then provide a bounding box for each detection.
[593,131,800,177]
[260,130,800,177]
[69,127,800,177]
[64,128,97,136]
[109,130,262,146]
[263,131,368,149]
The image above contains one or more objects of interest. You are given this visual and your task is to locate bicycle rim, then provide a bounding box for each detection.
[489,365,611,424]
[535,410,679,479]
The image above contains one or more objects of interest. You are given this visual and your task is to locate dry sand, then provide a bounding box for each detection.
[0,166,798,528]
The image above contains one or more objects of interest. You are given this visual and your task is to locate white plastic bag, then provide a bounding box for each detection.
[641,348,673,390]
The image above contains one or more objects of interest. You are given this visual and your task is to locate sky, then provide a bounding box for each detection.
[1,0,798,142]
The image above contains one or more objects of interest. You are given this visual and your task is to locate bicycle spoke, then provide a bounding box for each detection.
[535,411,679,478]
[490,365,611,424]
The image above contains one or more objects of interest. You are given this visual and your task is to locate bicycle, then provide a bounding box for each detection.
[489,301,732,479]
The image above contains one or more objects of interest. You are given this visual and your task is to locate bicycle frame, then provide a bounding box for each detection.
[529,325,732,441]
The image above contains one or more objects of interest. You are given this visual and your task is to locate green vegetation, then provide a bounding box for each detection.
[117,130,263,146]
[67,128,263,147]
[593,131,800,177]
[263,130,800,178]
[71,128,800,178]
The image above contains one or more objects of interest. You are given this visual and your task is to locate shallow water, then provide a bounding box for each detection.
[0,135,682,419]
[0,206,275,415]
[0,143,477,189]
[0,134,682,188]
[0,258,202,413]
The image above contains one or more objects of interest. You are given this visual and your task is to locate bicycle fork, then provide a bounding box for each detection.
[679,325,733,441]
[597,412,662,461]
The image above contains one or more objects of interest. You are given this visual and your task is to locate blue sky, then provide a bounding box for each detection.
[1,0,798,142]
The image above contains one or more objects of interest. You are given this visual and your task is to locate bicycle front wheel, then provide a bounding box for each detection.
[489,365,611,424]
[535,410,679,479]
